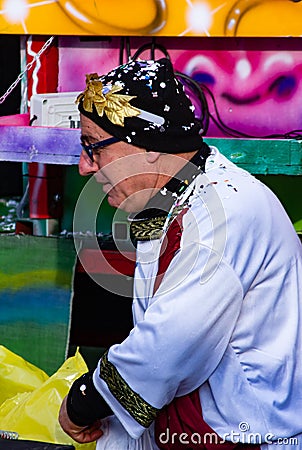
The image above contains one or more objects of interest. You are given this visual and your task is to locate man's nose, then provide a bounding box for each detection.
[78,150,99,176]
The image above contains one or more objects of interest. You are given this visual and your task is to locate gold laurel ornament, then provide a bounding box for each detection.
[76,73,141,127]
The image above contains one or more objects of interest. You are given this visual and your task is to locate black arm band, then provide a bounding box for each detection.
[66,370,113,427]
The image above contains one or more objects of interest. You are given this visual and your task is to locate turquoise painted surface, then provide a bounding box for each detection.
[0,287,71,324]
[0,235,76,375]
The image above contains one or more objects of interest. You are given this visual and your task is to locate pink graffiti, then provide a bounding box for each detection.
[175,47,302,138]
[58,37,302,139]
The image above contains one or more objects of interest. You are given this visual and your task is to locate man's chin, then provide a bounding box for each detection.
[107,195,128,211]
[107,194,147,213]
[107,195,119,209]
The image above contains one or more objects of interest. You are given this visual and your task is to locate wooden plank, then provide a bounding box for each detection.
[204,138,302,175]
[0,124,301,175]
[0,125,81,165]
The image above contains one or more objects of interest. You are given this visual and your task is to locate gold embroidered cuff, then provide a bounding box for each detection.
[99,351,160,428]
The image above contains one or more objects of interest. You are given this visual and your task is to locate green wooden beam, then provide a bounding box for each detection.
[0,124,301,175]
[204,138,302,175]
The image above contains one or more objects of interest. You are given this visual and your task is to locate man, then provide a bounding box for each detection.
[59,58,302,449]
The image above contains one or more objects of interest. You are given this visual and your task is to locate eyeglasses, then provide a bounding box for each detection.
[81,136,121,162]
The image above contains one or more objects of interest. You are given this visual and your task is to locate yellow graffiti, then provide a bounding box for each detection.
[57,0,167,35]
[0,270,72,290]
[225,0,302,36]
[0,0,302,37]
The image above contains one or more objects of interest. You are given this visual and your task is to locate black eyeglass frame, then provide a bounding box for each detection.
[81,136,121,161]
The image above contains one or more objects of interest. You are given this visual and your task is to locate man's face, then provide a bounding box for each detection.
[79,114,160,212]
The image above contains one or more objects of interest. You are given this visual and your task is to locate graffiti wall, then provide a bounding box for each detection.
[0,235,76,375]
[58,36,302,138]
[0,0,302,36]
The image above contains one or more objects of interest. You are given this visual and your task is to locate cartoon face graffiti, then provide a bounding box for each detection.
[175,46,302,137]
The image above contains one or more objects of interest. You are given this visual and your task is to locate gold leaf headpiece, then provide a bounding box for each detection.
[76,73,140,127]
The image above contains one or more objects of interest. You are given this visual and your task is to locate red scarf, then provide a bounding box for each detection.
[155,389,260,450]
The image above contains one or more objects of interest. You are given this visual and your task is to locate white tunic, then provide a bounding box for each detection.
[94,147,302,448]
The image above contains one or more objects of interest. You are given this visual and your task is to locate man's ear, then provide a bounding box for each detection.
[145,151,161,164]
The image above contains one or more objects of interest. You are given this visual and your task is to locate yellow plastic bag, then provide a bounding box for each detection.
[0,346,96,450]
[0,345,48,405]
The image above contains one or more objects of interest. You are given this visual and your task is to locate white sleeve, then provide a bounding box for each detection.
[93,242,243,439]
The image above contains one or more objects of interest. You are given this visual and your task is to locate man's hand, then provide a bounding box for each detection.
[58,396,104,444]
